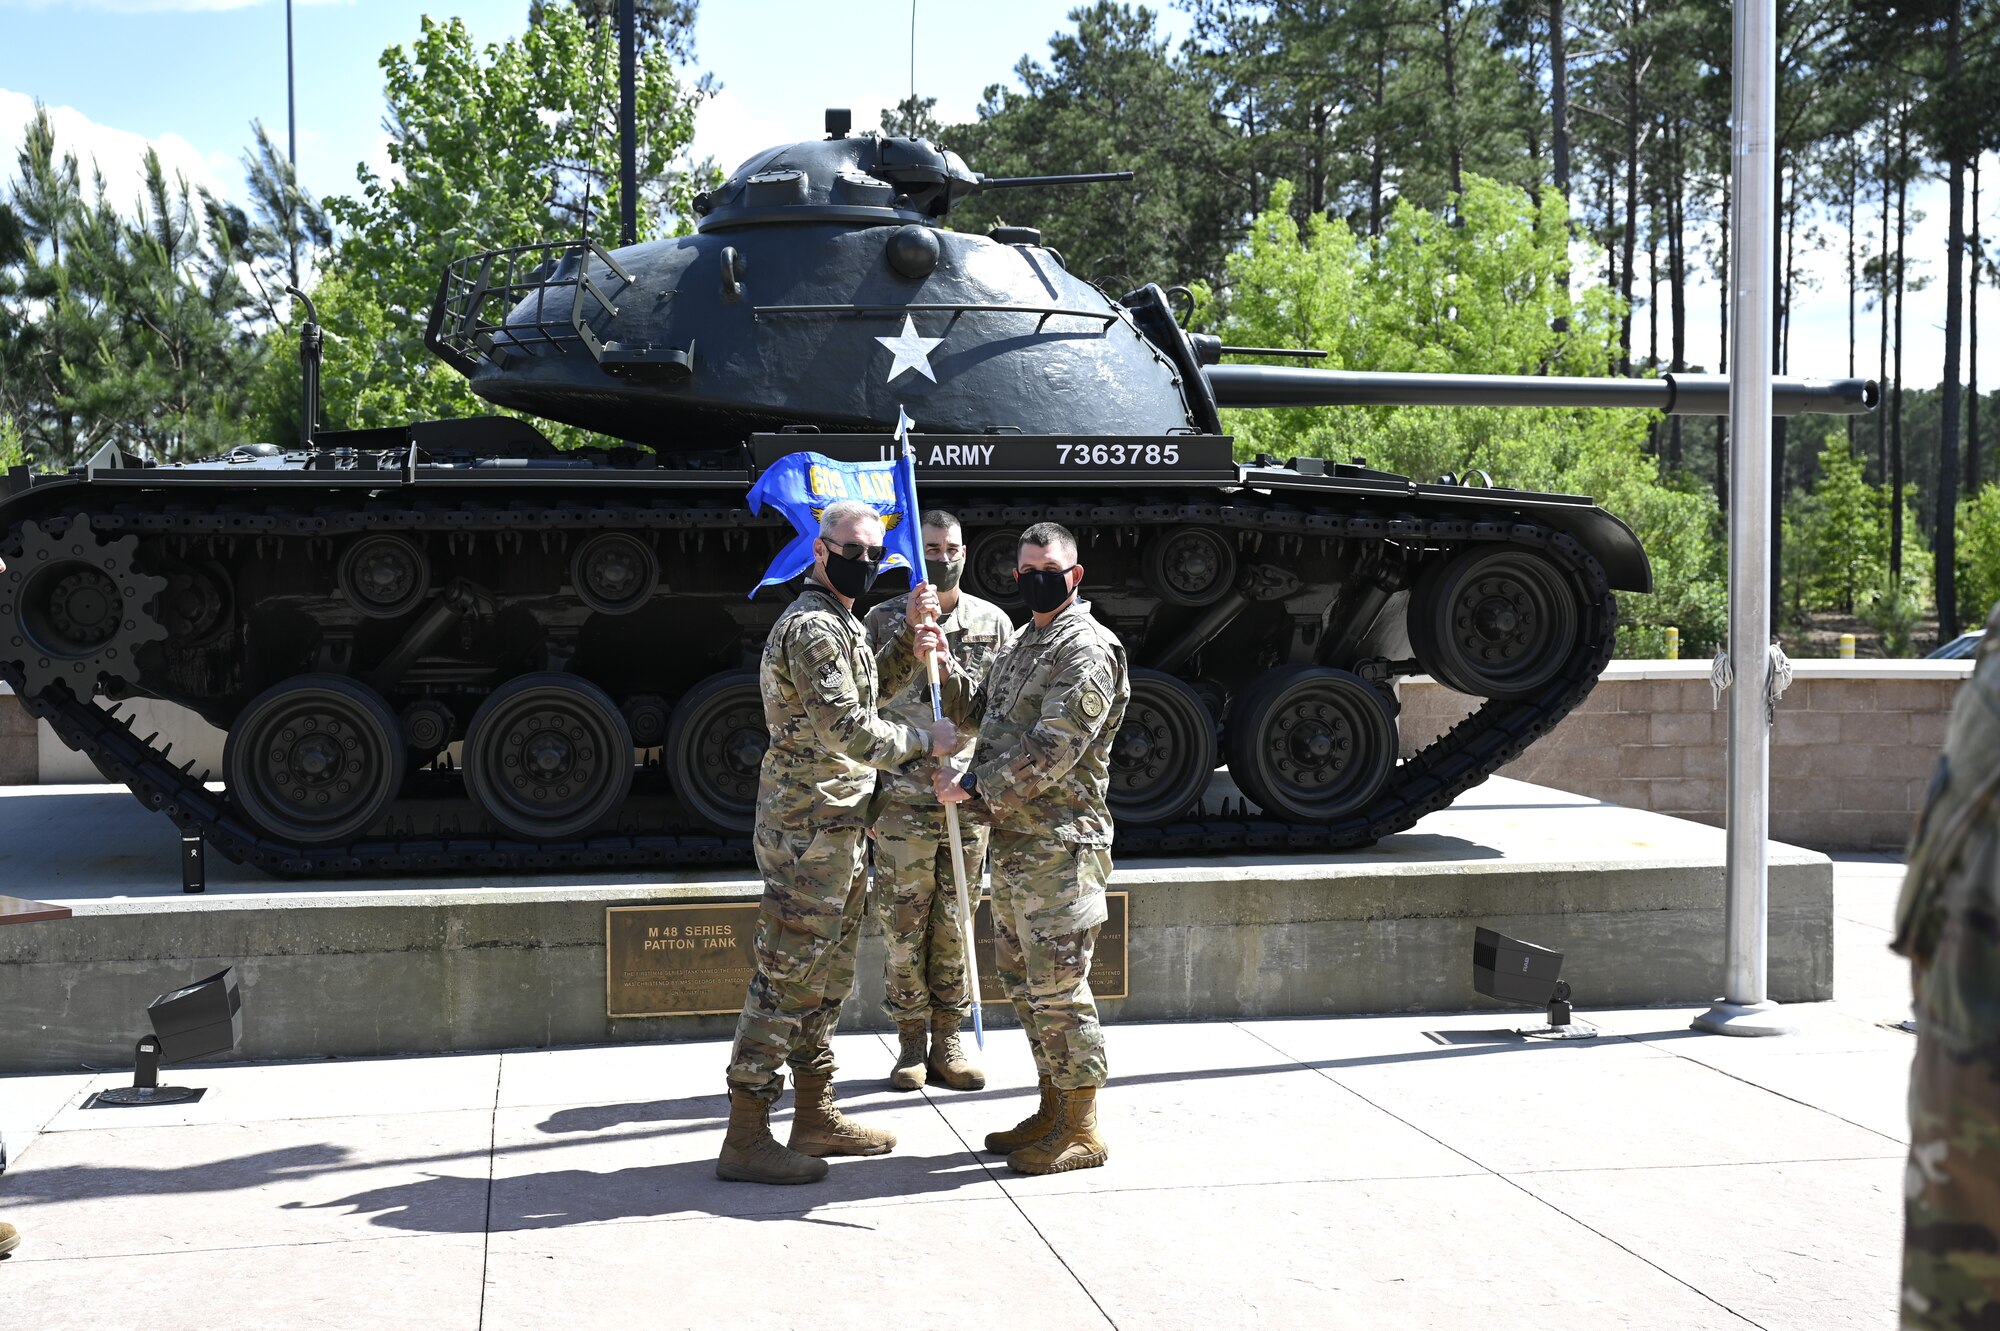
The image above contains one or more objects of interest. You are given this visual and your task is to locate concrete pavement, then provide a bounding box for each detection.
[0,855,1914,1330]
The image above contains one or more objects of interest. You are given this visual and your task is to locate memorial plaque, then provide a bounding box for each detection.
[606,902,759,1018]
[606,890,1130,1018]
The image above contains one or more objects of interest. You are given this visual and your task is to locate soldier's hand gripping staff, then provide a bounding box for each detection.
[865,510,1015,1094]
[717,499,959,1187]
[1895,599,2000,1327]
[923,520,1131,1175]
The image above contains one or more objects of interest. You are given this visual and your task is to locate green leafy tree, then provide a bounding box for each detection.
[1196,176,1725,652]
[1792,428,1886,614]
[315,8,706,433]
[944,3,1238,292]
[1957,482,2000,628]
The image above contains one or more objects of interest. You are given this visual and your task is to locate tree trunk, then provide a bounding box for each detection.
[1969,155,1982,493]
[1669,118,1686,468]
[1846,140,1859,453]
[1550,0,1570,197]
[1877,132,1892,484]
[1936,4,1966,640]
[1369,33,1388,235]
[1618,0,1641,374]
[1892,112,1911,587]
[1439,0,1464,202]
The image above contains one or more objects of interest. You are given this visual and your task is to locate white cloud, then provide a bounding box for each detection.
[0,88,233,211]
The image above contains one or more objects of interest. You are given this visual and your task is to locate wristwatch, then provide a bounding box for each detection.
[957,769,981,800]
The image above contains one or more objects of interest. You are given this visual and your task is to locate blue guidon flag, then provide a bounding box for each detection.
[746,408,930,597]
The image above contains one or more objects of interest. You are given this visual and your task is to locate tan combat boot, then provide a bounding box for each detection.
[1006,1086,1108,1175]
[715,1084,829,1185]
[927,1011,986,1090]
[983,1075,1059,1153]
[788,1071,897,1157]
[889,1020,929,1091]
[0,1221,18,1258]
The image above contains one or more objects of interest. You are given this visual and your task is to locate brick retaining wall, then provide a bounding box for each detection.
[1399,659,1972,852]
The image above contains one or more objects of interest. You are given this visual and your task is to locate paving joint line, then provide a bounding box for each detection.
[908,1048,1119,1330]
[476,1055,501,1331]
[1232,1021,1772,1330]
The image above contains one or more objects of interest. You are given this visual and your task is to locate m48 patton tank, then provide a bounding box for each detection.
[0,113,1876,877]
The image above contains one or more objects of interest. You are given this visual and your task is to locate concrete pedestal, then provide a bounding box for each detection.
[0,777,1833,1073]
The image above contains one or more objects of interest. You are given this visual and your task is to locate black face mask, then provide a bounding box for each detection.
[1016,566,1076,614]
[931,557,965,594]
[821,549,882,599]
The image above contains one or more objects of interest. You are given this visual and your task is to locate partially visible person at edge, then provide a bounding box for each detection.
[1895,596,2000,1327]
[864,510,1015,1093]
[923,520,1130,1175]
[716,499,959,1186]
[0,552,12,1254]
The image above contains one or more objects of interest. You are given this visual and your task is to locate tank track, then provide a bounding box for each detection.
[1,490,1614,877]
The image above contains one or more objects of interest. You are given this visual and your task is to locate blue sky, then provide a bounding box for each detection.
[0,0,1987,387]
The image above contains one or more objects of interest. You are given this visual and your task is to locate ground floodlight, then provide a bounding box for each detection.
[90,968,242,1107]
[1472,928,1596,1040]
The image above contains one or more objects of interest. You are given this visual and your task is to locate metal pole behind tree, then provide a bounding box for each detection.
[618,0,637,247]
[285,0,298,290]
[1694,0,1790,1037]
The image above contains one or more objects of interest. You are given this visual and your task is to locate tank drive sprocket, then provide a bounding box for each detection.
[0,514,168,699]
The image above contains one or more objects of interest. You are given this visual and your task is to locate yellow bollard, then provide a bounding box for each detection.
[1839,632,1856,660]
[1664,627,1679,660]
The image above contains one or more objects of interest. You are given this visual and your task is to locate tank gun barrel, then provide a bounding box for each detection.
[973,171,1136,193]
[1202,365,1880,417]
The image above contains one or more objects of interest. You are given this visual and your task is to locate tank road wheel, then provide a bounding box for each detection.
[571,532,660,615]
[664,670,767,835]
[463,673,634,840]
[337,534,430,618]
[224,674,406,846]
[1145,526,1237,607]
[1108,669,1217,826]
[965,529,1025,609]
[1223,666,1396,824]
[1408,548,1579,701]
[0,515,168,698]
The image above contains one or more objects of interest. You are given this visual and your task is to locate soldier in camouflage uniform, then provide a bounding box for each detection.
[865,511,1015,1092]
[930,520,1130,1175]
[1896,599,2000,1326]
[717,499,959,1186]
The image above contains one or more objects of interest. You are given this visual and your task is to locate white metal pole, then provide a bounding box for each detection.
[1694,0,1789,1037]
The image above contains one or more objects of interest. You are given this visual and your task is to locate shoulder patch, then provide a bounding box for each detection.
[1079,686,1106,719]
[803,635,839,667]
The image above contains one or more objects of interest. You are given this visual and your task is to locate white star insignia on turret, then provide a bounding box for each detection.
[875,314,944,384]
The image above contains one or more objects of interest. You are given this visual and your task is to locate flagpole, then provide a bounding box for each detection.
[897,409,985,1049]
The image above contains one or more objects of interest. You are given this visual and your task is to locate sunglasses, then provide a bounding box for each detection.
[823,540,887,562]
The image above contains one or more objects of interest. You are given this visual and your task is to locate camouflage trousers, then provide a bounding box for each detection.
[725,820,870,1104]
[1903,829,2000,1328]
[872,801,987,1023]
[988,828,1110,1090]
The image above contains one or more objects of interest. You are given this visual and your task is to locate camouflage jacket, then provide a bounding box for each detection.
[864,590,1015,805]
[938,597,1130,844]
[755,580,928,830]
[1893,601,2000,1326]
[1895,602,2000,972]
